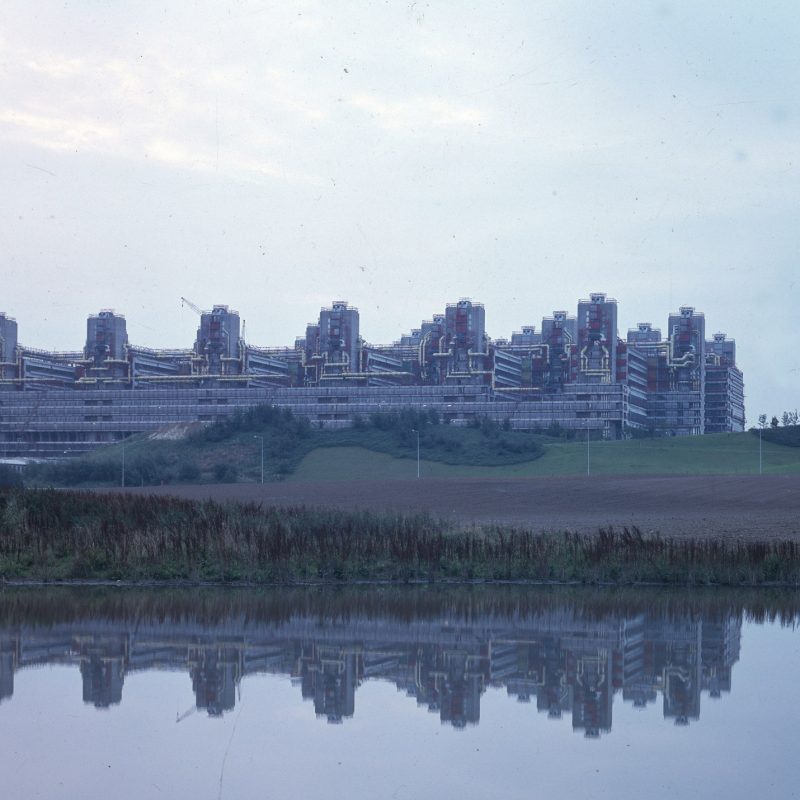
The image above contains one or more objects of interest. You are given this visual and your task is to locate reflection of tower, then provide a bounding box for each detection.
[493,642,537,701]
[571,649,613,737]
[417,646,485,728]
[76,635,128,708]
[622,624,657,710]
[80,656,125,708]
[0,636,17,703]
[664,664,701,725]
[537,637,572,719]
[190,647,241,716]
[658,621,702,725]
[702,617,741,698]
[81,656,125,708]
[300,645,359,724]
[0,606,750,735]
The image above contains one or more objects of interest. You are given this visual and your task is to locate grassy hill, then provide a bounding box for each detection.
[290,431,800,480]
[21,407,800,488]
[24,407,545,487]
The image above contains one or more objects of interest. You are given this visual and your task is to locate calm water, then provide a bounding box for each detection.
[0,587,798,799]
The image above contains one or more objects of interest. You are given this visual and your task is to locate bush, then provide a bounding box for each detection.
[0,465,24,489]
[192,404,306,444]
[178,462,201,482]
[757,425,800,448]
[31,458,119,486]
[546,420,563,438]
[213,463,238,483]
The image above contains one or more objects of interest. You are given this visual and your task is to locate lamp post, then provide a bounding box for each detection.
[759,426,763,476]
[121,437,126,488]
[253,435,264,484]
[586,419,591,477]
[411,428,420,479]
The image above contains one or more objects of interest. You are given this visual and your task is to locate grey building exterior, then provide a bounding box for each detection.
[0,295,745,457]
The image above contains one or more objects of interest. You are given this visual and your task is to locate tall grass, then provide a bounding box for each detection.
[0,489,798,585]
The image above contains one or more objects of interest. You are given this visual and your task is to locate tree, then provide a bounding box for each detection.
[770,416,779,429]
[758,413,767,429]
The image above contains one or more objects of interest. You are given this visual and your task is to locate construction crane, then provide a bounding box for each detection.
[176,705,197,723]
[180,297,203,316]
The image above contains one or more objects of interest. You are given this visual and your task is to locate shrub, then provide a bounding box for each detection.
[178,462,201,482]
[0,465,24,489]
[756,425,800,448]
[213,463,238,483]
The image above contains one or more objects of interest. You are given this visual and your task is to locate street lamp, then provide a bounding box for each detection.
[411,428,420,479]
[253,435,264,484]
[586,419,591,477]
[121,436,126,489]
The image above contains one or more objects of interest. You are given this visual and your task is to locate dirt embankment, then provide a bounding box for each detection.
[125,474,800,543]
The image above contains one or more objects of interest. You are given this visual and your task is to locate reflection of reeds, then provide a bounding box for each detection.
[1,585,798,629]
[1,489,799,587]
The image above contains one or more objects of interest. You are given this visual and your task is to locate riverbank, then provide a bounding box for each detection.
[1,489,799,586]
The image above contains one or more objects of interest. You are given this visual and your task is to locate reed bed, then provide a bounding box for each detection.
[1,489,798,586]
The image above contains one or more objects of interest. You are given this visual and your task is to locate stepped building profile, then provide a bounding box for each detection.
[0,293,745,457]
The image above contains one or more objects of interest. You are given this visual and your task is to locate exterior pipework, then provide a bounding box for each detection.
[0,295,743,446]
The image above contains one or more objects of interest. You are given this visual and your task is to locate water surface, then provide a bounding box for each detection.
[0,587,798,799]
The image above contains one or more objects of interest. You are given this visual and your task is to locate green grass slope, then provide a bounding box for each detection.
[23,403,800,488]
[290,432,800,481]
[25,407,545,487]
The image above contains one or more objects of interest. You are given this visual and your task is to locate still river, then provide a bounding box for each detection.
[0,586,798,799]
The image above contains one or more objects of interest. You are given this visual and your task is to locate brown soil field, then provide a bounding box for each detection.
[126,474,800,542]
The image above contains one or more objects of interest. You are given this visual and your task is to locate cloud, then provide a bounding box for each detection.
[0,41,327,185]
[0,0,797,418]
[146,137,324,186]
[0,109,118,151]
[349,92,486,132]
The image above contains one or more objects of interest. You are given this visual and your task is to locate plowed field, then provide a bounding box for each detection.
[128,474,800,542]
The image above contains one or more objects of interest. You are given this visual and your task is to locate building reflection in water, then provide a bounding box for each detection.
[0,607,742,735]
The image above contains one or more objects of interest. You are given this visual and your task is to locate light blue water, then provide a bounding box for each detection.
[0,588,797,799]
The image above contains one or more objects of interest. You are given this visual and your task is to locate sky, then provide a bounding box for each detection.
[1,1,798,420]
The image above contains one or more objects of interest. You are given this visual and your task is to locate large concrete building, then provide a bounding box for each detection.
[0,295,745,457]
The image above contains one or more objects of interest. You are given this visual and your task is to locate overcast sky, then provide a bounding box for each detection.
[2,1,798,419]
